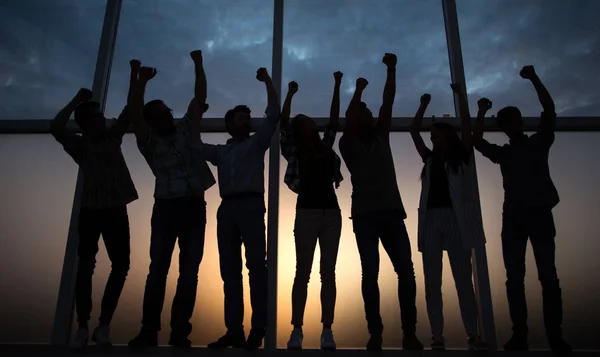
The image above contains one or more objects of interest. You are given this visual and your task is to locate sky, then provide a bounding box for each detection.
[0,0,599,350]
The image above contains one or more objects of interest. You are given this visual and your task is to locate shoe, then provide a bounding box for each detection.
[320,328,336,351]
[287,328,303,350]
[366,334,383,351]
[207,331,246,349]
[431,337,446,351]
[549,337,572,356]
[169,333,192,349]
[468,336,489,351]
[128,329,158,349]
[92,325,111,347]
[504,333,529,351]
[245,328,265,350]
[403,333,424,350]
[70,328,89,350]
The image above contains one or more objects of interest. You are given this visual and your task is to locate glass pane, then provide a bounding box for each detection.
[88,133,270,346]
[282,0,454,118]
[0,0,106,119]
[477,132,600,349]
[0,135,77,343]
[278,133,473,348]
[457,0,600,116]
[105,0,274,119]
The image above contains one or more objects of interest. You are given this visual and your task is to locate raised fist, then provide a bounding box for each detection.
[477,97,493,112]
[288,81,298,94]
[356,77,369,91]
[333,71,343,83]
[75,88,93,103]
[139,66,157,81]
[382,53,397,68]
[130,59,141,70]
[256,67,270,82]
[190,50,203,62]
[450,82,462,93]
[420,93,431,106]
[519,65,536,80]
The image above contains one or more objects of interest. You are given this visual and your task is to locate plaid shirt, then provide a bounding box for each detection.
[280,123,343,194]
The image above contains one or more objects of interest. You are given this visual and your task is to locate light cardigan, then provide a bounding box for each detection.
[417,151,487,252]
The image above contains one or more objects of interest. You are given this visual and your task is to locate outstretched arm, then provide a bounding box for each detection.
[131,66,156,147]
[110,59,141,138]
[343,77,368,138]
[520,65,556,135]
[450,83,472,151]
[188,50,210,143]
[323,71,343,146]
[50,88,93,136]
[472,97,502,163]
[280,81,298,160]
[256,67,281,150]
[409,94,432,160]
[377,53,397,134]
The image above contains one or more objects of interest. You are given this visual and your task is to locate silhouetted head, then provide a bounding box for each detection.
[225,105,252,139]
[497,106,524,138]
[143,99,175,134]
[358,102,375,128]
[421,122,465,179]
[74,101,106,135]
[291,114,319,143]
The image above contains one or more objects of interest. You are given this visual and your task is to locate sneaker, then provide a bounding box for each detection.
[245,328,266,350]
[504,333,529,351]
[169,333,192,349]
[431,337,446,351]
[403,333,424,351]
[92,325,111,347]
[549,337,572,356]
[468,336,489,351]
[287,328,303,350]
[366,334,383,351]
[207,331,246,349]
[128,329,158,349]
[70,328,89,350]
[320,328,336,351]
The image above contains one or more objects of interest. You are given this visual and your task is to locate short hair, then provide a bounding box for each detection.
[224,105,251,135]
[497,106,523,129]
[74,101,101,128]
[143,99,164,125]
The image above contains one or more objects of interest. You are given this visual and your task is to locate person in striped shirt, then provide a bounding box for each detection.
[51,60,140,350]
[128,50,215,350]
[279,74,344,351]
[409,84,487,351]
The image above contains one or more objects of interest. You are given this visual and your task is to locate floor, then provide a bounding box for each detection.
[0,344,596,357]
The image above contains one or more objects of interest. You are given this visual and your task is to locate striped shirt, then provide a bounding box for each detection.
[51,109,138,209]
[138,114,216,199]
[280,123,343,194]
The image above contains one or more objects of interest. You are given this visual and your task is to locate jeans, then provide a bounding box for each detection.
[352,209,418,335]
[141,197,206,338]
[76,205,130,327]
[291,209,342,326]
[501,208,563,338]
[216,194,267,332]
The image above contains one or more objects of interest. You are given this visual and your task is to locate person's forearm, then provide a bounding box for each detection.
[127,69,137,106]
[473,111,486,145]
[330,82,341,122]
[382,69,396,106]
[265,77,278,109]
[281,92,294,130]
[410,105,427,133]
[194,61,207,105]
[530,75,555,113]
[131,80,148,131]
[51,98,79,131]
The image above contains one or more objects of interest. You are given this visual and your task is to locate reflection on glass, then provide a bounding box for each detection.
[0,0,105,119]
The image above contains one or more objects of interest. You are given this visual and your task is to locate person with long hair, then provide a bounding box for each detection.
[409,84,487,351]
[280,73,344,351]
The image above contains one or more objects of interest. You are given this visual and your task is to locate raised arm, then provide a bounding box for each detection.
[281,81,298,131]
[131,66,156,146]
[50,88,93,136]
[343,77,368,138]
[409,94,432,160]
[472,97,502,163]
[255,67,281,150]
[520,65,556,133]
[188,50,210,143]
[450,82,472,151]
[110,59,141,138]
[323,71,343,147]
[376,53,397,134]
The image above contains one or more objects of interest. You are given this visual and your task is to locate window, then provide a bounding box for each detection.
[0,135,77,343]
[104,0,274,120]
[282,0,454,118]
[0,0,106,119]
[457,0,600,117]
[477,132,600,349]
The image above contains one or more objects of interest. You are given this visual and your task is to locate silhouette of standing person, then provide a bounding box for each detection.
[409,85,487,351]
[280,73,344,351]
[473,65,571,356]
[338,53,423,351]
[128,50,215,349]
[50,59,140,350]
[198,67,280,351]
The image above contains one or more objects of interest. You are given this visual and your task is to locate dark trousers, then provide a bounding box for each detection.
[501,208,563,338]
[76,205,130,327]
[352,209,418,335]
[216,195,267,332]
[141,197,206,338]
